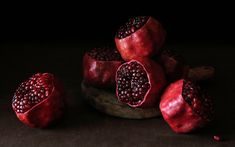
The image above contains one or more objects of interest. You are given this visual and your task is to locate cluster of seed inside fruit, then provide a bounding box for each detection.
[12,73,53,113]
[182,80,214,121]
[88,48,123,61]
[116,61,150,105]
[116,16,149,39]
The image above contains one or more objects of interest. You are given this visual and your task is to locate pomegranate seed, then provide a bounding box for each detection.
[87,47,122,61]
[116,16,149,39]
[213,135,222,142]
[116,59,166,107]
[12,73,53,113]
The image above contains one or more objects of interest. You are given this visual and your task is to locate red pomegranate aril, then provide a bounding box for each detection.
[213,135,222,142]
[116,58,167,108]
[116,16,149,39]
[115,16,166,61]
[12,73,65,128]
[182,81,213,121]
[83,47,124,88]
[160,79,214,133]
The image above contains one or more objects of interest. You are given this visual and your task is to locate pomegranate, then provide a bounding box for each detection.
[12,73,66,128]
[160,79,214,133]
[213,135,222,142]
[115,16,166,61]
[158,49,189,82]
[116,58,167,108]
[83,47,124,88]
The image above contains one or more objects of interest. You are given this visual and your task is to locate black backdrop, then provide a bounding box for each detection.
[1,3,234,43]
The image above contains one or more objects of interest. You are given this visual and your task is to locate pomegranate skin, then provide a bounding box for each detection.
[116,58,167,108]
[12,73,66,128]
[83,53,123,88]
[115,16,166,61]
[158,50,189,82]
[160,79,210,133]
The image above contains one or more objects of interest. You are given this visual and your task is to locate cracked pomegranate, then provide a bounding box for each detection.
[158,50,189,82]
[160,79,214,133]
[115,16,166,61]
[116,58,166,108]
[12,73,65,128]
[83,47,124,88]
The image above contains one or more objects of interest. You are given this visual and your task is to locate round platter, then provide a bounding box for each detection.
[81,82,161,119]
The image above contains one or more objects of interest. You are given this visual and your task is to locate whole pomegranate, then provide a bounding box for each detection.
[83,47,124,88]
[158,50,189,82]
[160,79,214,133]
[115,16,166,61]
[12,73,66,128]
[116,58,167,108]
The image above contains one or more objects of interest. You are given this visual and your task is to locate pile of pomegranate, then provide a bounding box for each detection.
[82,16,214,133]
[10,16,214,135]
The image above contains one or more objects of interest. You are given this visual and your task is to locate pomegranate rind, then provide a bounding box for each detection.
[158,51,189,81]
[83,53,123,88]
[160,79,208,133]
[115,17,166,61]
[13,74,65,128]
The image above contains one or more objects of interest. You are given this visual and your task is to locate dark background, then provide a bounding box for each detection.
[1,3,234,42]
[0,3,235,147]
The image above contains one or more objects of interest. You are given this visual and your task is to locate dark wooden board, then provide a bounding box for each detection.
[81,82,162,119]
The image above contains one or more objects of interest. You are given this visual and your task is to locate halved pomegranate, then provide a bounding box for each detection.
[158,50,189,82]
[83,47,124,88]
[115,16,166,61]
[116,58,167,108]
[12,73,65,128]
[160,79,214,133]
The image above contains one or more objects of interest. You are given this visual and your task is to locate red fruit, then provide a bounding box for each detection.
[12,73,65,128]
[158,50,189,82]
[83,47,124,88]
[160,79,214,133]
[213,135,222,142]
[115,16,166,61]
[116,58,167,108]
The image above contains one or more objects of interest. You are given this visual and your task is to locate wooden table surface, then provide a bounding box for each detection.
[0,40,234,147]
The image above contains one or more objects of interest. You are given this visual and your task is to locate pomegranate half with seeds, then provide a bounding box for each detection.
[115,16,166,61]
[160,79,214,133]
[116,58,167,108]
[83,47,124,88]
[12,73,65,128]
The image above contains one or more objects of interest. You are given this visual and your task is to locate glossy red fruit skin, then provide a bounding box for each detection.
[115,17,166,61]
[160,79,208,133]
[83,53,123,88]
[13,74,66,128]
[116,58,167,108]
